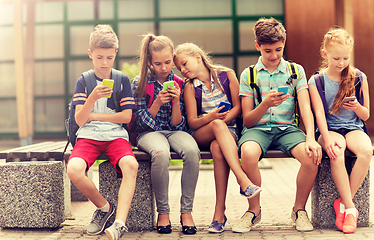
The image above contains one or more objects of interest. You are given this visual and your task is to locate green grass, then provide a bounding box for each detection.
[93,159,213,166]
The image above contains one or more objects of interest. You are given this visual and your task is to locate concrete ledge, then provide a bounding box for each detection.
[99,160,155,232]
[311,157,370,228]
[0,161,67,228]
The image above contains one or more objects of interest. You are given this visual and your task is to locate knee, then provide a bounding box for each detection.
[119,156,139,174]
[356,148,373,165]
[211,119,227,130]
[66,159,85,182]
[240,144,261,167]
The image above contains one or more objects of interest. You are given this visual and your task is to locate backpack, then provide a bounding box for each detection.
[63,69,123,155]
[247,61,300,125]
[313,70,368,134]
[127,75,184,146]
[193,70,243,137]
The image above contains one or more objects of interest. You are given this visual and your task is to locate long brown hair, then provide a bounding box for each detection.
[174,42,228,93]
[134,34,174,98]
[319,28,355,114]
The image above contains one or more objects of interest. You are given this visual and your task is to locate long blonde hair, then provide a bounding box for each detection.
[134,34,174,98]
[320,28,355,114]
[174,42,227,93]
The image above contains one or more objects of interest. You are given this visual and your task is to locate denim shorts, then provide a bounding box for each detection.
[238,125,306,159]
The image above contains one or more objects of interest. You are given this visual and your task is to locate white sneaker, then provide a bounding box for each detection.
[105,221,128,240]
[291,209,313,232]
[232,211,261,233]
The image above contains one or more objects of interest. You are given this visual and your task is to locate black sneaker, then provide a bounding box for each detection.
[87,202,115,235]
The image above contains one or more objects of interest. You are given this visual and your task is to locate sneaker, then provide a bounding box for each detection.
[291,209,313,232]
[208,215,227,233]
[240,184,262,199]
[105,221,128,240]
[342,208,358,234]
[232,211,261,233]
[333,198,345,231]
[87,202,115,235]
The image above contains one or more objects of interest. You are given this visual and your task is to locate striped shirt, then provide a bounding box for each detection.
[193,74,236,129]
[72,73,135,142]
[239,57,308,131]
[131,71,186,133]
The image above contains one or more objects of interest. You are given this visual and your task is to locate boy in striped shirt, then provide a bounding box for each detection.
[232,17,322,233]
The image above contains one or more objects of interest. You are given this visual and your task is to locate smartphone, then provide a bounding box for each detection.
[102,79,114,98]
[343,96,356,103]
[163,81,175,91]
[277,86,289,96]
[218,101,231,113]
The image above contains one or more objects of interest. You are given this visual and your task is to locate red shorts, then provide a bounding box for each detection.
[68,138,135,173]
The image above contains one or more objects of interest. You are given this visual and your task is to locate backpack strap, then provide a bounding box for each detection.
[314,72,329,115]
[145,80,154,109]
[218,71,231,103]
[111,68,125,113]
[82,69,97,96]
[247,65,262,104]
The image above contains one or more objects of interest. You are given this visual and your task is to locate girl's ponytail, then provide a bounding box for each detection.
[135,34,155,98]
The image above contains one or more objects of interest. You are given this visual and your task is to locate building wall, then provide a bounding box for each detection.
[285,0,374,135]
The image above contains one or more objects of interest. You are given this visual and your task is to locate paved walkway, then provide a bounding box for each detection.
[0,139,374,239]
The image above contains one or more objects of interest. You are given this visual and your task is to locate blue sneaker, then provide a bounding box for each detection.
[240,185,262,199]
[208,215,227,233]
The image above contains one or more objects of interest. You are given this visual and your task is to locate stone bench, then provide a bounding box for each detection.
[0,161,67,228]
[1,141,373,230]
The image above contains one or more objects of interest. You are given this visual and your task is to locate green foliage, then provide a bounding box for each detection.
[121,62,140,83]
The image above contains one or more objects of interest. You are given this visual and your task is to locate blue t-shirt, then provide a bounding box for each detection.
[308,70,365,131]
[72,73,135,142]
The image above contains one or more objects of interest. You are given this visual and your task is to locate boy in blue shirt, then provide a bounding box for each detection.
[233,18,322,233]
[66,25,137,240]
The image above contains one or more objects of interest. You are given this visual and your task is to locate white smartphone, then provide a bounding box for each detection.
[343,96,356,103]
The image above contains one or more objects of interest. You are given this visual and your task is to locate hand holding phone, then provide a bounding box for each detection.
[277,86,288,96]
[102,79,114,98]
[163,81,175,91]
[218,101,231,113]
[343,96,356,103]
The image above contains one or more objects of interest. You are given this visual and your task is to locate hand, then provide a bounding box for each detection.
[207,106,229,121]
[305,139,322,165]
[342,99,358,110]
[167,83,181,104]
[263,90,290,108]
[155,89,173,106]
[90,85,112,100]
[324,137,342,160]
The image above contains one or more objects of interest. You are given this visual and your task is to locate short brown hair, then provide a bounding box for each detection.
[89,24,119,51]
[253,17,286,45]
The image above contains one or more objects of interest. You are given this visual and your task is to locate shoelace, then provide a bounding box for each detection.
[91,210,106,225]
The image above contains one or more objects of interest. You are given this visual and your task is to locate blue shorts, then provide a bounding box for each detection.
[238,125,306,160]
[315,127,365,140]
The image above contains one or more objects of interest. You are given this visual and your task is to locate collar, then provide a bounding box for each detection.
[147,70,175,84]
[192,73,215,88]
[255,57,288,74]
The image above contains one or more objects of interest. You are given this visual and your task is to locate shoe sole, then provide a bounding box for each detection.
[87,209,115,235]
[208,228,224,233]
[105,229,115,240]
[246,188,262,199]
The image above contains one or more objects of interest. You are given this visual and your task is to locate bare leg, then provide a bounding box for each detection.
[240,141,262,215]
[290,142,319,211]
[210,140,230,223]
[115,156,138,222]
[67,158,107,208]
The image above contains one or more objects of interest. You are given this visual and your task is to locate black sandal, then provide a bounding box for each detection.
[157,221,172,234]
[180,216,197,235]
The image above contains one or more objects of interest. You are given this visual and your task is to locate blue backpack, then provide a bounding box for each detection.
[63,69,123,154]
[193,70,243,137]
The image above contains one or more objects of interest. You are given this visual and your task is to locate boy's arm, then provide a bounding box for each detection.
[242,91,289,129]
[87,109,132,124]
[297,88,322,163]
[75,84,111,126]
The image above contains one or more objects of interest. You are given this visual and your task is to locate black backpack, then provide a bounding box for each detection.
[63,69,123,155]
